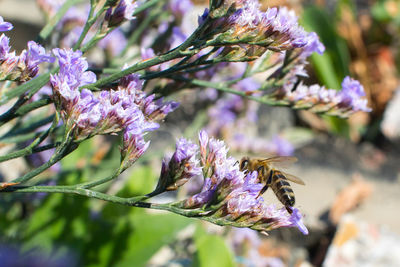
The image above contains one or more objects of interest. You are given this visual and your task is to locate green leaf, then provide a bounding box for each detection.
[193,224,235,267]
[302,6,350,88]
[310,52,341,90]
[21,193,91,254]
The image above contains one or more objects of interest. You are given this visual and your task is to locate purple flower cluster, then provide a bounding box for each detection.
[0,34,54,81]
[157,138,202,191]
[214,2,321,53]
[278,76,371,114]
[180,130,308,234]
[0,16,13,32]
[50,48,178,167]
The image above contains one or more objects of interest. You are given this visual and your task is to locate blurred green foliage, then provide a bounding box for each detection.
[193,225,235,267]
[301,5,353,138]
[0,140,197,266]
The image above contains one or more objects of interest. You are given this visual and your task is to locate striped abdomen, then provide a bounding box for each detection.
[270,170,295,208]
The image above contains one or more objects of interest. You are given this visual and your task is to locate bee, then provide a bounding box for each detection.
[239,156,305,214]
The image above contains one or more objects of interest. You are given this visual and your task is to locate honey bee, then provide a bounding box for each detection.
[239,156,305,214]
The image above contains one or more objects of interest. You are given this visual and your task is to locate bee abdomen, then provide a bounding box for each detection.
[272,172,296,207]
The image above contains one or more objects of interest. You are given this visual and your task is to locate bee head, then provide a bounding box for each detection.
[239,157,250,171]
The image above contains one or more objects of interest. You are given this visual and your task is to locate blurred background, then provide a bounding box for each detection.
[0,0,400,266]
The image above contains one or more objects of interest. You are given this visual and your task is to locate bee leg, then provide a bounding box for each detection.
[285,206,293,214]
[256,185,269,199]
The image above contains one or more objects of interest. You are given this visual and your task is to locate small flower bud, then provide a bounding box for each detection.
[104,0,138,28]
[155,138,202,192]
[0,16,13,32]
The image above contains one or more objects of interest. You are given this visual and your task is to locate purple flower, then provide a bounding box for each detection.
[301,31,325,58]
[157,137,202,191]
[277,76,371,115]
[173,138,198,163]
[217,3,317,53]
[0,16,13,32]
[226,171,264,217]
[0,35,53,81]
[18,41,55,78]
[98,29,127,57]
[51,49,178,168]
[178,131,308,234]
[186,177,216,207]
[0,34,10,59]
[288,207,308,234]
[121,131,150,170]
[198,8,209,25]
[119,72,180,122]
[339,76,371,112]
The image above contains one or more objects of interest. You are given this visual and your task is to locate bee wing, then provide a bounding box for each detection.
[281,171,305,185]
[259,156,298,169]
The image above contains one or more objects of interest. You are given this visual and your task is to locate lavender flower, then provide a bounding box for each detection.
[156,138,202,191]
[0,16,13,32]
[175,130,308,234]
[275,76,371,115]
[121,132,150,170]
[51,51,154,139]
[119,72,179,122]
[19,41,55,79]
[51,48,178,169]
[105,0,138,27]
[0,34,54,81]
[339,76,371,112]
[209,2,321,56]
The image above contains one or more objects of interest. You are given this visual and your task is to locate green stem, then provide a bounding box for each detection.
[0,115,59,163]
[0,98,52,127]
[0,95,28,124]
[80,27,111,54]
[171,76,289,106]
[10,132,75,184]
[77,167,123,189]
[0,72,51,106]
[1,185,209,217]
[84,16,213,90]
[36,0,84,43]
[72,2,98,50]
[2,185,149,206]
